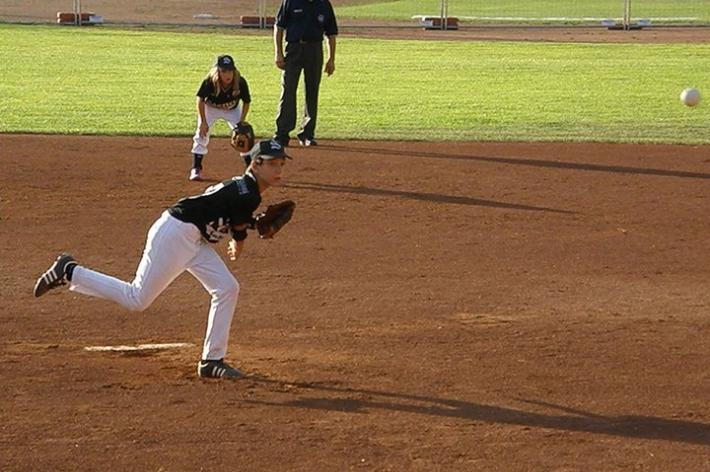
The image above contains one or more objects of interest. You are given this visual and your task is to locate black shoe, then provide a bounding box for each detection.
[197,359,244,379]
[297,135,317,146]
[34,253,77,297]
[273,135,290,148]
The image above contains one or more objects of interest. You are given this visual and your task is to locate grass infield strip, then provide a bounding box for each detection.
[0,24,708,144]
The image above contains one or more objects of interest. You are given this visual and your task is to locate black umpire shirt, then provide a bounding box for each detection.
[168,172,261,243]
[196,76,251,110]
[276,0,338,43]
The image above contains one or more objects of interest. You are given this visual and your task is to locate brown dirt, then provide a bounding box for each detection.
[1,134,710,470]
[2,0,709,44]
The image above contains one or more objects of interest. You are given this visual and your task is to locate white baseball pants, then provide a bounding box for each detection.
[191,104,243,156]
[70,211,239,361]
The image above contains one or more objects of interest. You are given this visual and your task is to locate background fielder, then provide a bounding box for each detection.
[34,140,291,379]
[191,54,252,181]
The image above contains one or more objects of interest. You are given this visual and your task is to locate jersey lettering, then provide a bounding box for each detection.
[236,178,249,195]
[204,216,230,243]
[203,182,226,196]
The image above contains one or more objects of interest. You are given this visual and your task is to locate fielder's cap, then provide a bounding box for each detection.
[216,54,236,70]
[246,139,292,161]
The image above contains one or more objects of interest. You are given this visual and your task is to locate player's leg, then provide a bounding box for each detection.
[274,42,304,147]
[190,105,219,180]
[187,244,240,364]
[68,212,201,311]
[225,104,243,132]
[298,42,324,145]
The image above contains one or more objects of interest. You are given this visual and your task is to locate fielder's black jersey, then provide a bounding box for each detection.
[196,76,251,110]
[168,172,261,243]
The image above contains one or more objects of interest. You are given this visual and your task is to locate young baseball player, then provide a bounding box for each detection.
[34,140,291,380]
[190,54,252,181]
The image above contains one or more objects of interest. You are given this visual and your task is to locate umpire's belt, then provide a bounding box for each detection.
[289,39,322,44]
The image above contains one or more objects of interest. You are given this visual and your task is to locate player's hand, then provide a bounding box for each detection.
[199,122,209,139]
[275,54,286,70]
[324,58,335,76]
[227,239,244,262]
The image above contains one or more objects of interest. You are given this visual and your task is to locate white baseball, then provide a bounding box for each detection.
[680,88,701,107]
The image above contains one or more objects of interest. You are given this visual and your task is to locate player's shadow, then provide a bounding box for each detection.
[318,144,710,180]
[285,181,572,214]
[244,377,710,446]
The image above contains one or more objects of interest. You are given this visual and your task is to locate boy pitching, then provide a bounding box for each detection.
[34,140,291,379]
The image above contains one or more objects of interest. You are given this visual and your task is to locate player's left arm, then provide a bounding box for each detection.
[324,2,338,76]
[239,102,250,123]
[325,35,336,76]
[239,78,251,123]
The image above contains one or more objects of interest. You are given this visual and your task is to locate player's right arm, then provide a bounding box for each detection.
[197,97,208,138]
[274,1,287,70]
[227,236,245,262]
[274,27,285,70]
[195,79,212,138]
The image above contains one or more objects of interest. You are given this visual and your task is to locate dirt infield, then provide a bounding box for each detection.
[1,134,709,470]
[3,0,710,44]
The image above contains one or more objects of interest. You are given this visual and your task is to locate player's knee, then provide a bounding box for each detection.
[126,299,150,312]
[216,277,239,301]
[227,277,240,299]
[125,290,154,312]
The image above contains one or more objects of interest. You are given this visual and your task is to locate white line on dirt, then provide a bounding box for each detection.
[84,343,193,352]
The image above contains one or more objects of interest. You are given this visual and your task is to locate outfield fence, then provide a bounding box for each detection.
[0,0,708,28]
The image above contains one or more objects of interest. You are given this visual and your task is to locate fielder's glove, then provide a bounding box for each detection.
[231,122,255,155]
[254,200,296,239]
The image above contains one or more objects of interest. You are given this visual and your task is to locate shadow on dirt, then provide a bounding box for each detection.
[285,181,573,214]
[245,377,710,446]
[318,144,710,180]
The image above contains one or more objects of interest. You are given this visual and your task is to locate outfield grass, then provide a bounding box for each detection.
[338,0,710,23]
[0,24,708,144]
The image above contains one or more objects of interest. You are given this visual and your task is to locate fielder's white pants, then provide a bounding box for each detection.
[70,211,239,361]
[191,104,242,156]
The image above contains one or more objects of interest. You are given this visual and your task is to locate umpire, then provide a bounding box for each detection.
[273,0,338,147]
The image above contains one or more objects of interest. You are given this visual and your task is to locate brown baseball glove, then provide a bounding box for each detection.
[254,200,296,239]
[231,122,255,154]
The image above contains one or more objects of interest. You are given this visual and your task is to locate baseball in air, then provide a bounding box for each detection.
[680,87,701,107]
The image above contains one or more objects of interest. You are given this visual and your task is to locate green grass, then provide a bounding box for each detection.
[1,24,709,144]
[338,0,710,23]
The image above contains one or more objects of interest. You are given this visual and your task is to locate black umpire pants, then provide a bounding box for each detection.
[275,41,324,143]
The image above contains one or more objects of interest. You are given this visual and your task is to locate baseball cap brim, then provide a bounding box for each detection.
[246,140,292,161]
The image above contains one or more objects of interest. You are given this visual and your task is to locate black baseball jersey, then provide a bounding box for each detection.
[168,172,261,243]
[276,0,338,43]
[196,76,252,110]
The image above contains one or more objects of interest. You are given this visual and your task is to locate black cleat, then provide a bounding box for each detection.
[34,253,77,297]
[272,136,290,148]
[297,136,318,147]
[197,359,244,379]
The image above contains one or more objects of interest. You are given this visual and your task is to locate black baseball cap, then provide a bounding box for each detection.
[216,54,236,70]
[246,139,292,161]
